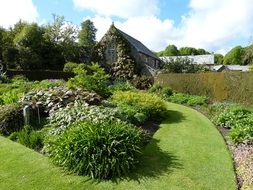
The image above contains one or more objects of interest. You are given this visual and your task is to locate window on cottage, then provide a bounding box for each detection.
[108,43,116,62]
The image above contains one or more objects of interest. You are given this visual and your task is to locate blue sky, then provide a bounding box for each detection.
[1,0,253,54]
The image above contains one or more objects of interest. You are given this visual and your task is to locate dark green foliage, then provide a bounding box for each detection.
[0,104,24,135]
[224,46,245,65]
[111,91,167,124]
[161,57,207,73]
[10,125,44,151]
[92,24,138,80]
[45,120,147,179]
[214,53,224,64]
[168,93,208,106]
[79,19,97,48]
[149,84,173,100]
[242,44,253,65]
[68,63,110,96]
[131,75,154,89]
[179,47,199,56]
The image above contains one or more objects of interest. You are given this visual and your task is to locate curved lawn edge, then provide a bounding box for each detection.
[0,102,237,190]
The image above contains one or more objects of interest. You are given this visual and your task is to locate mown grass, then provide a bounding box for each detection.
[0,103,237,190]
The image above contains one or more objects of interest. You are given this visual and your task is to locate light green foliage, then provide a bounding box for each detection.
[168,93,208,106]
[63,62,79,72]
[111,91,167,124]
[108,80,136,93]
[163,44,179,56]
[45,120,147,179]
[47,103,118,135]
[68,63,110,96]
[224,46,245,65]
[215,106,251,128]
[249,64,253,71]
[0,103,237,189]
[214,106,253,143]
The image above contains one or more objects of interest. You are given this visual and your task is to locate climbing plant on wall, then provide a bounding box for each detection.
[92,25,140,80]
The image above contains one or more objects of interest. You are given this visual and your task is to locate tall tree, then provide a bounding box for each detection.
[224,46,245,65]
[79,19,97,48]
[214,53,224,64]
[44,15,79,63]
[163,44,179,56]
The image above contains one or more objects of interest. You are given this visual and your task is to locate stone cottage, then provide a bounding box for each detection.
[93,24,161,79]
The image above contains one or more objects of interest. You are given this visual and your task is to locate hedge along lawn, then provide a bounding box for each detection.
[0,103,237,190]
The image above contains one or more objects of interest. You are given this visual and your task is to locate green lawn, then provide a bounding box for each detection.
[0,103,237,190]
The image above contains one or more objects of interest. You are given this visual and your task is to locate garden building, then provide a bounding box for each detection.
[93,24,161,79]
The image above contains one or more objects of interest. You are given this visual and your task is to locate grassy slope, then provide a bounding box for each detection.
[0,103,237,190]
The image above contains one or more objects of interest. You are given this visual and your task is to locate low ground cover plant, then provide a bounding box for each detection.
[45,120,148,179]
[168,92,208,106]
[47,103,118,135]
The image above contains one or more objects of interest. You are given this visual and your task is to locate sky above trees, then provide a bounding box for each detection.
[1,0,253,54]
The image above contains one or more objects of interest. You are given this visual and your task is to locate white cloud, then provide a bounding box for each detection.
[0,0,39,28]
[73,0,159,18]
[79,0,253,53]
[179,0,253,52]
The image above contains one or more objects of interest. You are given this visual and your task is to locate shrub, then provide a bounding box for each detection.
[11,125,44,151]
[168,93,208,106]
[215,106,251,129]
[63,62,79,72]
[131,76,153,90]
[67,63,110,97]
[47,103,118,135]
[149,84,173,99]
[111,91,167,124]
[109,80,136,93]
[0,104,24,135]
[45,120,147,179]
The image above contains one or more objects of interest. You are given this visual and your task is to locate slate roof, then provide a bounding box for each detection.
[117,28,160,60]
[160,54,214,65]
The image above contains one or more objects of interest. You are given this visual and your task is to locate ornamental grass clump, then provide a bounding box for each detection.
[45,120,147,179]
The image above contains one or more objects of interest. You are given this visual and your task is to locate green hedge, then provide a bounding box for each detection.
[155,72,253,106]
[0,104,24,135]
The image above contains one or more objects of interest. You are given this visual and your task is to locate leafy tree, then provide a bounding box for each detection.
[197,48,210,55]
[163,44,179,56]
[214,54,224,64]
[242,44,253,65]
[223,46,245,65]
[249,64,253,71]
[79,19,97,48]
[44,15,79,63]
[78,19,97,63]
[179,47,199,56]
